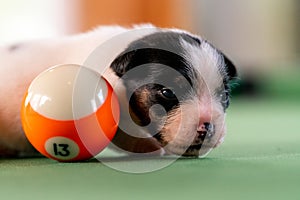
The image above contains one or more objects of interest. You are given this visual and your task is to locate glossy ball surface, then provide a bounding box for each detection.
[21,64,119,161]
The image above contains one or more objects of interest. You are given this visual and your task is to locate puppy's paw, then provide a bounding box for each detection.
[0,144,40,158]
[130,137,165,156]
[111,128,165,156]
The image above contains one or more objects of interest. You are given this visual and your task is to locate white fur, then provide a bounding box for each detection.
[0,25,157,154]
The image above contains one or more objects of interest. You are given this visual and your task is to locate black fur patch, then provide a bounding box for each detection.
[111,48,193,85]
[110,31,203,84]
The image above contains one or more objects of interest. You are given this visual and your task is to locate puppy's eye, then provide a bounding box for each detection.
[161,88,176,99]
[220,90,229,108]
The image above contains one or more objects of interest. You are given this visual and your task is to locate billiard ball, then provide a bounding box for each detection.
[21,64,119,162]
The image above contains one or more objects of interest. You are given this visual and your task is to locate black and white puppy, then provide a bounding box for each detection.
[0,25,237,157]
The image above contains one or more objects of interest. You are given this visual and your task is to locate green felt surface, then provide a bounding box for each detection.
[1,63,300,199]
[1,99,300,200]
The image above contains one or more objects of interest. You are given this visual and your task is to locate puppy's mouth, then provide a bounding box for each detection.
[194,130,214,144]
[156,129,216,157]
[182,133,215,156]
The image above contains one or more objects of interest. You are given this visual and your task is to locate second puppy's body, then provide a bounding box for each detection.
[0,25,236,157]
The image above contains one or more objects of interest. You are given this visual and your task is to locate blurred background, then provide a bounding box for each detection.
[0,0,299,100]
[1,2,299,198]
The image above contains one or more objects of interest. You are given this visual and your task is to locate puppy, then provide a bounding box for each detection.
[0,25,237,157]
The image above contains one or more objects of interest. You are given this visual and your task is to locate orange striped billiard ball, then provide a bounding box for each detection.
[21,64,119,162]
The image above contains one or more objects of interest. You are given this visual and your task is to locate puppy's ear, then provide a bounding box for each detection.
[110,51,136,77]
[222,54,238,80]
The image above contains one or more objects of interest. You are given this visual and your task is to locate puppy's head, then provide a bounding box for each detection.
[110,30,237,157]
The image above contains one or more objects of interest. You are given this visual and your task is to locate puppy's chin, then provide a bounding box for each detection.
[159,129,225,157]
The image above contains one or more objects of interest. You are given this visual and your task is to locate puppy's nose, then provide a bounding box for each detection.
[197,106,213,141]
[197,122,213,132]
[204,122,213,132]
[197,122,214,141]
